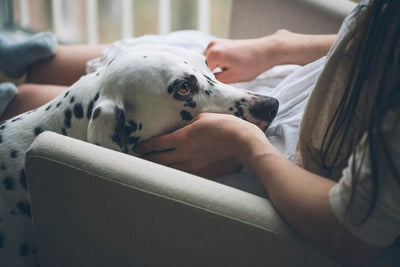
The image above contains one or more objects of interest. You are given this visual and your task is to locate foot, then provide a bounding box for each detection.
[0,83,18,115]
[0,32,58,79]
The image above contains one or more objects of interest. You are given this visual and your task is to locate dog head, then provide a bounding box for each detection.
[87,45,279,154]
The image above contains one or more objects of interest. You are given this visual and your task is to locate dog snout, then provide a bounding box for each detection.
[249,97,279,123]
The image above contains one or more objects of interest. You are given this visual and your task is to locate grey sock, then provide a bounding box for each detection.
[0,32,58,79]
[0,83,18,116]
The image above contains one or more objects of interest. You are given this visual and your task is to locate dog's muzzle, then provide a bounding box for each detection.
[249,97,279,130]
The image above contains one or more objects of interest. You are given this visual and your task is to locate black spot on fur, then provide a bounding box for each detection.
[1,164,6,171]
[61,128,67,136]
[167,85,174,94]
[0,135,2,143]
[241,98,246,103]
[107,57,115,66]
[34,127,43,136]
[233,102,244,118]
[184,98,196,108]
[73,103,84,118]
[180,110,193,121]
[10,150,18,158]
[139,124,142,131]
[20,242,30,257]
[234,109,244,118]
[184,61,188,64]
[45,104,52,111]
[0,124,6,130]
[229,107,234,111]
[206,80,215,86]
[0,231,4,248]
[4,176,14,190]
[64,91,70,98]
[64,109,72,128]
[56,102,62,108]
[87,100,95,119]
[16,202,31,217]
[128,136,140,146]
[128,120,137,131]
[111,107,126,149]
[94,92,100,102]
[205,60,208,67]
[203,75,216,86]
[11,117,22,122]
[205,90,213,95]
[124,126,136,136]
[92,107,101,119]
[70,96,75,103]
[126,120,137,135]
[143,56,147,58]
[168,79,182,94]
[20,170,27,191]
[96,72,100,76]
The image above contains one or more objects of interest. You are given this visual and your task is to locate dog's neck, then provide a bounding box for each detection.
[9,75,100,144]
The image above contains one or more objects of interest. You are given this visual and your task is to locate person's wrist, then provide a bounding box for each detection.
[255,29,294,70]
[240,132,283,177]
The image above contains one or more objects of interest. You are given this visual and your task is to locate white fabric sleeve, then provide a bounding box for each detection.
[329,112,400,247]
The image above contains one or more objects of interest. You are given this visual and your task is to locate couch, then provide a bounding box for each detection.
[25,0,399,266]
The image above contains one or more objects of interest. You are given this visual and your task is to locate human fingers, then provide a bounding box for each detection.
[204,40,228,72]
[214,69,239,84]
[134,133,177,154]
[170,158,242,179]
[141,149,181,167]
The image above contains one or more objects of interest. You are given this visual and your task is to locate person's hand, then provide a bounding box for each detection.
[204,37,276,83]
[134,113,271,178]
[204,30,337,84]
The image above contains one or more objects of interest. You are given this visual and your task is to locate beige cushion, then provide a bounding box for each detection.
[25,132,340,266]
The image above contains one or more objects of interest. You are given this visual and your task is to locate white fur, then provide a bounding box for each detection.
[0,45,278,266]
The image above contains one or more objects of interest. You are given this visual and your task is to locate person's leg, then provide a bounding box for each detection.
[0,32,57,79]
[0,83,67,121]
[26,44,109,86]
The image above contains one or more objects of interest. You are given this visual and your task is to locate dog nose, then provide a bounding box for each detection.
[268,103,279,121]
[249,97,279,122]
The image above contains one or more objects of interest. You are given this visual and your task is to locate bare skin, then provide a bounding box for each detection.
[1,44,108,121]
[204,29,337,83]
[136,30,383,266]
[0,29,386,265]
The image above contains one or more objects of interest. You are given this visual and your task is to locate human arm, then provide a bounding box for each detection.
[136,113,384,266]
[204,30,337,83]
[243,138,384,266]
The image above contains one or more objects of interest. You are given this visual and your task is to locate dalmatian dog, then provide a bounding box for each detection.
[0,44,278,266]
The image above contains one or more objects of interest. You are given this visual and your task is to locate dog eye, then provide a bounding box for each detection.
[177,82,191,96]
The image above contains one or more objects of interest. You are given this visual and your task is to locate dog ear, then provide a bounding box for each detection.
[87,99,128,153]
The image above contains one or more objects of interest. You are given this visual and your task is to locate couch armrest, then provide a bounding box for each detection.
[229,0,356,39]
[25,131,339,267]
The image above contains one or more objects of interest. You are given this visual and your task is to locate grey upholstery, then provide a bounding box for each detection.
[26,132,339,266]
[25,1,399,266]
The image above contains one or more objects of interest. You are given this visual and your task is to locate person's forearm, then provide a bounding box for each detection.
[243,144,382,266]
[258,29,337,68]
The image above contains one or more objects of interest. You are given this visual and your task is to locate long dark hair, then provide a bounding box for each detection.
[321,0,400,222]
